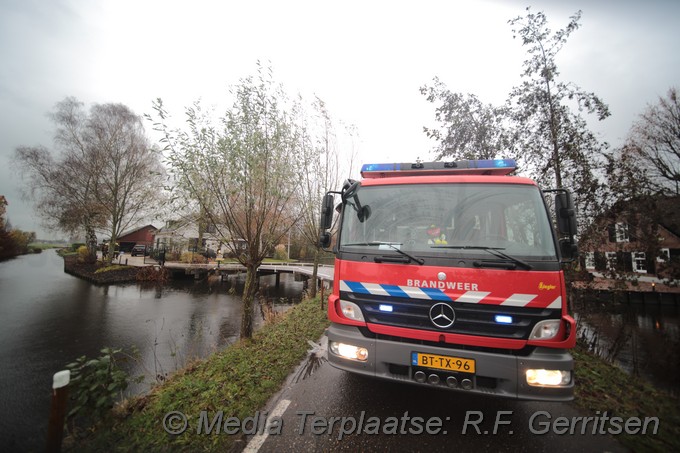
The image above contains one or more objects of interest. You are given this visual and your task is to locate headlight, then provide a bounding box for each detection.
[526,369,571,387]
[339,300,365,322]
[529,319,560,340]
[329,341,368,361]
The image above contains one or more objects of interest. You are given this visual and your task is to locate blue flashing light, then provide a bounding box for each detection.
[495,315,513,324]
[379,304,394,313]
[361,163,397,173]
[494,158,515,167]
[474,159,516,169]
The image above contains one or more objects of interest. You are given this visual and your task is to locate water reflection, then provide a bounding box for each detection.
[573,290,680,395]
[0,250,304,451]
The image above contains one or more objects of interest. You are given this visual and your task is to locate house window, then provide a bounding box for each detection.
[585,252,595,270]
[605,252,617,270]
[615,222,629,243]
[657,248,670,263]
[632,252,647,273]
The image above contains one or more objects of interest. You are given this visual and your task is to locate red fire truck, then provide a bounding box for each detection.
[319,159,578,401]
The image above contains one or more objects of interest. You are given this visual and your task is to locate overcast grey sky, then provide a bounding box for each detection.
[1,0,678,239]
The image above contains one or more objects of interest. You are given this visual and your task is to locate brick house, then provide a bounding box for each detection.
[580,196,680,279]
[115,224,159,252]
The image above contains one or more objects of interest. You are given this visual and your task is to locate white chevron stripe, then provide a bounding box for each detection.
[397,286,434,300]
[501,293,537,307]
[340,280,352,292]
[362,283,390,297]
[455,291,491,303]
[547,296,562,309]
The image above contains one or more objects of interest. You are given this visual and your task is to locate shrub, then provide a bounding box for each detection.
[273,244,287,261]
[165,251,180,262]
[66,348,132,426]
[136,266,170,283]
[180,251,207,264]
[76,245,90,263]
[71,242,86,252]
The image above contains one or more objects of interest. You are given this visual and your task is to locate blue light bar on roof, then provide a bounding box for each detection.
[361,163,398,173]
[360,159,517,178]
[474,159,515,168]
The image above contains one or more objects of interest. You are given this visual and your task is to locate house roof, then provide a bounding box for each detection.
[156,218,194,234]
[655,196,680,237]
[117,224,159,239]
[591,195,679,224]
[582,195,680,244]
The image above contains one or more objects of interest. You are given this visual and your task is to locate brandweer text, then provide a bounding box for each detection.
[407,280,479,291]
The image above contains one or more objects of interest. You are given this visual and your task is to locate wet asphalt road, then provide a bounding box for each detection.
[243,343,629,453]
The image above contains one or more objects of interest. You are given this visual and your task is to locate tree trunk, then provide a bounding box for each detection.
[106,228,117,266]
[240,264,259,339]
[310,248,320,298]
[85,224,98,263]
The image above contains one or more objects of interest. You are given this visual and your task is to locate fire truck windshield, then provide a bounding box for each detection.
[339,183,557,261]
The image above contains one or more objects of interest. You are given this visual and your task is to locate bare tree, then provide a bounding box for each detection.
[154,65,304,339]
[296,96,341,298]
[594,89,680,281]
[16,98,106,259]
[626,87,680,195]
[14,97,163,262]
[86,103,164,264]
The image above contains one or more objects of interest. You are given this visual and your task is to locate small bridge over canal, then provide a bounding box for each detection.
[162,261,334,285]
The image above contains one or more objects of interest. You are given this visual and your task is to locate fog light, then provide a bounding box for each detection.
[526,369,571,387]
[329,341,368,362]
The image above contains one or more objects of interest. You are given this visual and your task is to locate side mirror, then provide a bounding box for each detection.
[357,205,371,223]
[320,194,334,230]
[552,190,578,262]
[559,239,578,260]
[555,192,577,236]
[319,232,331,249]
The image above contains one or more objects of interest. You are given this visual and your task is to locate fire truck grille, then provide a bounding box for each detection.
[341,291,559,340]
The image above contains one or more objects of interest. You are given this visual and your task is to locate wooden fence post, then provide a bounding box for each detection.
[320,281,325,309]
[46,370,70,453]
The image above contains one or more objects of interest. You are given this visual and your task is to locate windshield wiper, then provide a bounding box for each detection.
[431,245,532,270]
[344,241,425,265]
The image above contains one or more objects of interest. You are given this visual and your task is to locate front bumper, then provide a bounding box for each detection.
[326,323,574,401]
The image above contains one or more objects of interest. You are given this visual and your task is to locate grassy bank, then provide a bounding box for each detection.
[72,297,679,452]
[28,242,64,250]
[74,296,329,452]
[62,254,140,284]
[572,342,680,452]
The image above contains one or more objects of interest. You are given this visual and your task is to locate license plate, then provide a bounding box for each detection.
[411,352,476,373]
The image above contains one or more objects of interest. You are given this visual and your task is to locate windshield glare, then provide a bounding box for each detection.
[339,183,557,260]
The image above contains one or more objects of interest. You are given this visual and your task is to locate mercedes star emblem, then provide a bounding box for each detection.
[429,303,455,329]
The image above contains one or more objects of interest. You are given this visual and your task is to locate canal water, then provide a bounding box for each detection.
[573,291,680,395]
[0,249,304,452]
